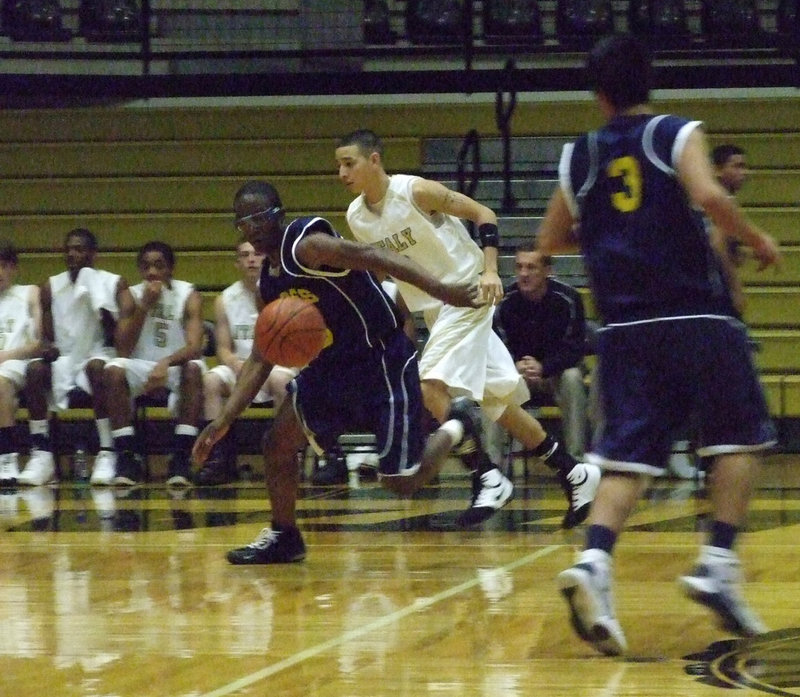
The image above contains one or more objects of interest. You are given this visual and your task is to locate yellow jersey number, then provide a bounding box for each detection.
[607,156,642,213]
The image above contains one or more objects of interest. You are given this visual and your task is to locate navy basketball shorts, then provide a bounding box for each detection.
[291,329,425,476]
[592,315,776,475]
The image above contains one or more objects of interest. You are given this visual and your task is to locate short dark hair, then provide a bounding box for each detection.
[515,242,551,266]
[65,227,97,250]
[711,144,745,167]
[137,240,175,270]
[586,34,651,111]
[0,240,18,265]
[338,129,384,158]
[234,180,283,210]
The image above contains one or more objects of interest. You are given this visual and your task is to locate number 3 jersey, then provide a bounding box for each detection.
[560,113,734,324]
[129,279,195,361]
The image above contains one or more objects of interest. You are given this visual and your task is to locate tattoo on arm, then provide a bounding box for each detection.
[442,190,456,211]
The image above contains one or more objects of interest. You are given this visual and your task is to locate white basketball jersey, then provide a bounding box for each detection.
[346,174,484,312]
[220,280,258,360]
[50,268,119,358]
[129,279,194,361]
[0,285,35,351]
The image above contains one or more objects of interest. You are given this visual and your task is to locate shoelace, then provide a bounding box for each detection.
[247,527,279,549]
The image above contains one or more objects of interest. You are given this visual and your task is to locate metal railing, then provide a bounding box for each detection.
[0,0,798,102]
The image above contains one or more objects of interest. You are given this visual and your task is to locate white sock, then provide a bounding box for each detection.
[29,419,49,437]
[96,418,112,449]
[112,426,135,439]
[439,419,464,446]
[700,545,736,563]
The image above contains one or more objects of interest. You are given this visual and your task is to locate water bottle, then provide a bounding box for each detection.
[73,446,89,482]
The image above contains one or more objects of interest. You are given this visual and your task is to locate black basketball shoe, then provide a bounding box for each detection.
[112,450,143,486]
[166,451,192,487]
[227,525,307,565]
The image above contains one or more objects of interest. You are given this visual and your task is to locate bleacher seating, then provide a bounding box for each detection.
[2,95,800,469]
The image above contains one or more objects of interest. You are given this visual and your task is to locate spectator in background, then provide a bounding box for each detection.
[104,241,205,487]
[197,238,297,486]
[0,242,42,487]
[710,143,750,318]
[19,228,134,486]
[494,244,588,460]
[713,143,748,197]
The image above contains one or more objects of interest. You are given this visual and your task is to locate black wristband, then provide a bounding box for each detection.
[478,223,499,249]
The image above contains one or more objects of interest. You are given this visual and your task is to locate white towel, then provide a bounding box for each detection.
[74,267,120,319]
[68,268,120,366]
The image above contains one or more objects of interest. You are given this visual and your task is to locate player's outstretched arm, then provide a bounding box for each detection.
[412,177,503,303]
[192,350,271,464]
[536,188,579,256]
[298,233,485,308]
[678,128,781,271]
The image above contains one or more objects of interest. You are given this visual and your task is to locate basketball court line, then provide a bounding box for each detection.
[199,543,564,697]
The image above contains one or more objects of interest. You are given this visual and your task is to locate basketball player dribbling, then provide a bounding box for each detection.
[192,180,502,565]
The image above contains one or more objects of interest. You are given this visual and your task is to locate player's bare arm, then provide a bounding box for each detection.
[167,290,205,367]
[411,177,503,302]
[116,284,153,357]
[113,283,137,357]
[536,188,579,255]
[297,232,485,309]
[678,129,781,271]
[411,177,495,225]
[37,280,59,361]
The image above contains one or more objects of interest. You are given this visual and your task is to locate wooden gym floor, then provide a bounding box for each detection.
[1,453,800,697]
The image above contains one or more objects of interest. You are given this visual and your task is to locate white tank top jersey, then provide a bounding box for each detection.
[129,278,194,361]
[0,285,35,351]
[221,280,258,360]
[346,174,484,312]
[50,269,119,357]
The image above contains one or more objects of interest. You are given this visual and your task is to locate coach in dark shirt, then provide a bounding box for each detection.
[495,244,588,458]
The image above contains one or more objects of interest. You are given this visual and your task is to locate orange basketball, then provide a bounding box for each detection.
[254,296,327,368]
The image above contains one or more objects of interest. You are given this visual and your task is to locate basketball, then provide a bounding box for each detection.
[254,296,327,368]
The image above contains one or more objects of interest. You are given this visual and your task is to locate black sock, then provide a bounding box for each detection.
[586,524,617,555]
[113,434,135,453]
[709,520,738,550]
[174,433,195,456]
[533,434,577,474]
[0,426,16,454]
[30,433,50,451]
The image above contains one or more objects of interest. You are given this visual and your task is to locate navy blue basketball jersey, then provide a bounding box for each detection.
[561,114,733,323]
[258,216,401,363]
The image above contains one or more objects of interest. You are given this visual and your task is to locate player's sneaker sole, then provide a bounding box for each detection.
[679,568,767,637]
[557,564,627,656]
